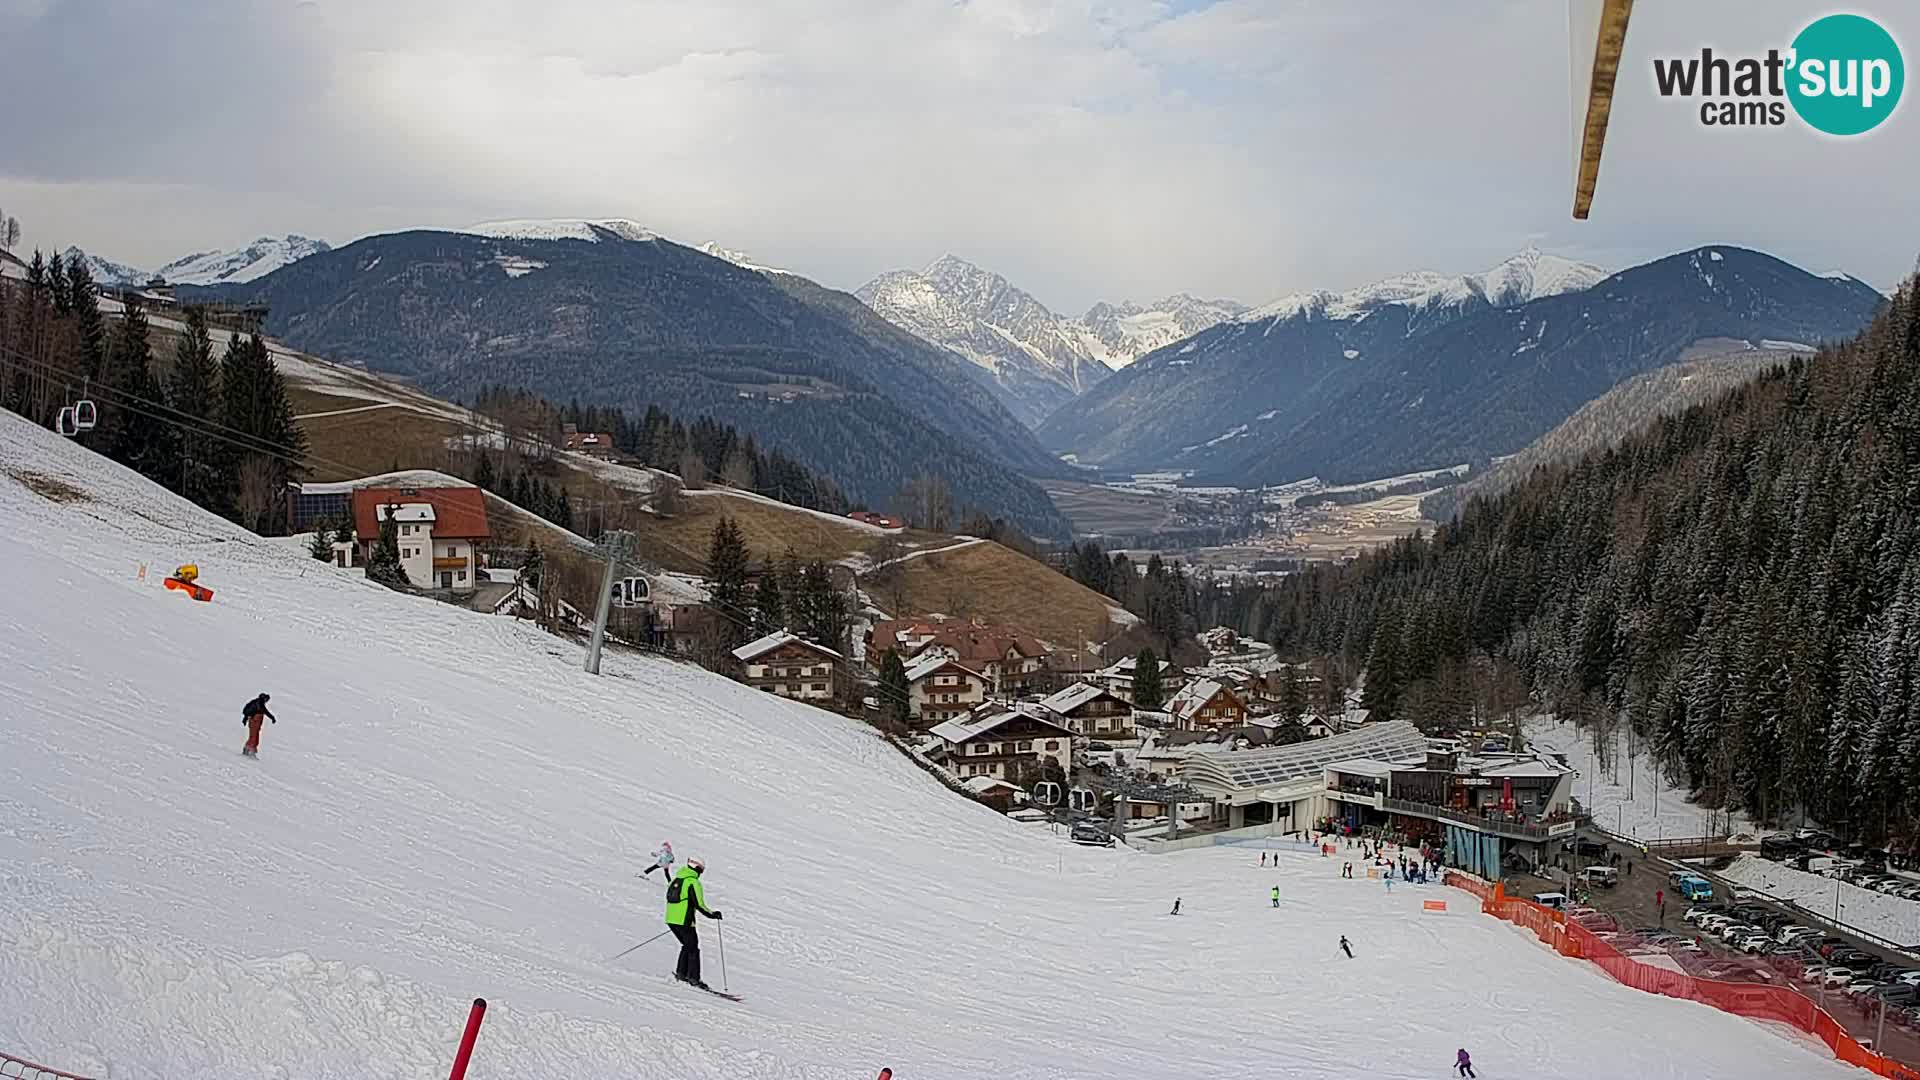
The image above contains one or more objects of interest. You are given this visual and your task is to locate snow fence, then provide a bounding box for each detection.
[1,1050,97,1080]
[1444,873,1920,1080]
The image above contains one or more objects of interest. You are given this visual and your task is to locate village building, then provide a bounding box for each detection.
[1037,682,1135,741]
[1092,654,1177,704]
[930,706,1075,783]
[731,630,843,702]
[905,656,991,727]
[868,617,1051,695]
[561,424,618,459]
[848,510,904,529]
[1165,678,1247,731]
[351,487,491,593]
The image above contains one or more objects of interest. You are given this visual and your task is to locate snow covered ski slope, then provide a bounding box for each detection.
[0,411,1866,1079]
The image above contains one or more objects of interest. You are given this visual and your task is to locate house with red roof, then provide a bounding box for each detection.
[351,487,492,593]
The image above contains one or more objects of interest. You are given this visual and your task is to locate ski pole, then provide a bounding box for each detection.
[607,929,673,961]
[716,921,729,993]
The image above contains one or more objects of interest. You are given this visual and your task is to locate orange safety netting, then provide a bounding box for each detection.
[1448,879,1920,1080]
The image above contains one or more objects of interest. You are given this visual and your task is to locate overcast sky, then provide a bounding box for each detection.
[1,0,1914,312]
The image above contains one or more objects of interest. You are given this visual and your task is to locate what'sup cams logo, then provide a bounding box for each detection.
[1653,13,1904,135]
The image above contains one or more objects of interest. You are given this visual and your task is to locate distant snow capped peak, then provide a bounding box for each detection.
[465,218,658,243]
[157,235,331,285]
[1070,293,1249,369]
[1242,249,1606,327]
[695,241,789,276]
[60,246,149,287]
[856,255,1112,427]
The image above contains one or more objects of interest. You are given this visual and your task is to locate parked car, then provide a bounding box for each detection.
[1684,904,1724,925]
[1823,969,1858,989]
[1897,971,1920,986]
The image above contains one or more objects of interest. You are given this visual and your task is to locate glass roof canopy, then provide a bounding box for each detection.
[1182,720,1428,793]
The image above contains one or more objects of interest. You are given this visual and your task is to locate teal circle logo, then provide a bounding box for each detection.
[1787,14,1904,135]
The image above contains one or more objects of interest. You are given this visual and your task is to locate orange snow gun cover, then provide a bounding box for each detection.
[164,567,214,601]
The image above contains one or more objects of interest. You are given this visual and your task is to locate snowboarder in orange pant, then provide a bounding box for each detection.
[242,693,276,757]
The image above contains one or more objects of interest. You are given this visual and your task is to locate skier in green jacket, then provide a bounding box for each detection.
[664,857,723,989]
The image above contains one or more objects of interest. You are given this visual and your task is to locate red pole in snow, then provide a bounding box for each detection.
[449,997,487,1080]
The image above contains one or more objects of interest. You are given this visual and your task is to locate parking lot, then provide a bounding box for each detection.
[1516,832,1920,1064]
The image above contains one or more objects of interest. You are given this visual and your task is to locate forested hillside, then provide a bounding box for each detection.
[1420,348,1794,521]
[188,229,1074,539]
[1252,282,1919,846]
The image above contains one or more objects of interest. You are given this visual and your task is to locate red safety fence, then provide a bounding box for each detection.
[1,1052,96,1080]
[1447,879,1920,1080]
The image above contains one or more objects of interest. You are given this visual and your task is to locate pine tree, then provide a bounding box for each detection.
[705,516,751,647]
[170,306,232,513]
[309,522,335,561]
[365,505,410,589]
[750,564,786,635]
[103,295,178,484]
[878,649,911,733]
[1133,648,1165,711]
[474,450,496,492]
[798,559,847,651]
[219,333,306,533]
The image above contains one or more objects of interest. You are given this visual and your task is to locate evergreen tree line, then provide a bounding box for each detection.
[466,447,577,535]
[0,250,305,534]
[1062,540,1198,653]
[1250,283,1920,846]
[469,385,849,514]
[704,515,853,659]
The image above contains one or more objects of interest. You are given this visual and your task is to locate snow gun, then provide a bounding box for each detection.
[163,563,214,602]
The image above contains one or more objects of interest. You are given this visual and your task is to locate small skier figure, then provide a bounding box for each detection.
[1170,897,1182,915]
[1271,885,1280,908]
[1339,935,1353,959]
[1455,1047,1476,1077]
[642,840,676,877]
[241,693,276,757]
[1384,871,1393,893]
[1261,851,1268,867]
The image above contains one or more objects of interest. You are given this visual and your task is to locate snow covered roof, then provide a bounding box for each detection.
[962,776,1020,795]
[1182,720,1427,793]
[929,707,1073,746]
[731,630,844,664]
[1323,758,1398,778]
[1167,679,1235,723]
[375,503,436,524]
[1038,682,1116,715]
[1476,758,1574,780]
[905,655,984,684]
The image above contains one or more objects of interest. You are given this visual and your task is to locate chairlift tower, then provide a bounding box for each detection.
[584,530,635,675]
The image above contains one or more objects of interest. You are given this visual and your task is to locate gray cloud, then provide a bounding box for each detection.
[2,0,1914,312]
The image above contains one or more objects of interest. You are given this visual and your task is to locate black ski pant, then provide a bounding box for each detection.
[669,922,702,984]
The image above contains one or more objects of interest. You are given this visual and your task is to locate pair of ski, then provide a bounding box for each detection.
[679,978,742,1002]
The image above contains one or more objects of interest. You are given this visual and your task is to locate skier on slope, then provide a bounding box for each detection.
[1170,897,1182,915]
[240,693,276,757]
[1455,1047,1476,1077]
[1270,885,1280,908]
[664,857,723,989]
[1339,935,1353,959]
[641,840,676,878]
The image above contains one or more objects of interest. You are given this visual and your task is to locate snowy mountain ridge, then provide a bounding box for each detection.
[464,218,659,243]
[1069,293,1249,369]
[856,255,1114,427]
[1242,247,1606,325]
[158,235,333,285]
[59,235,333,287]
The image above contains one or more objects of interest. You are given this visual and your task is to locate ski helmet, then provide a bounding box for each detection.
[687,857,705,873]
